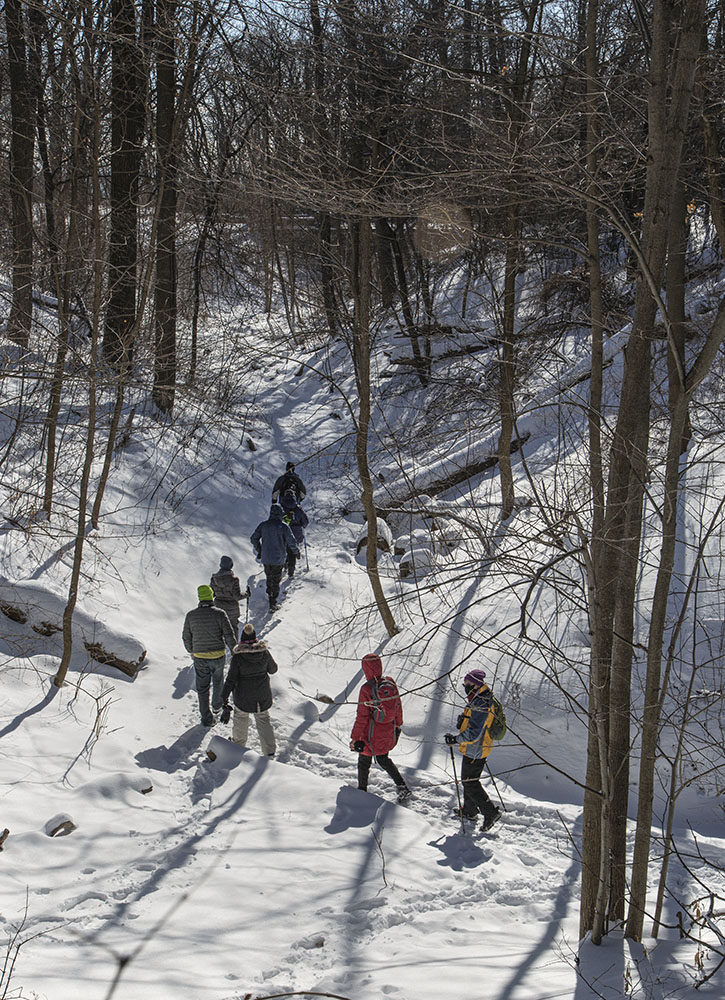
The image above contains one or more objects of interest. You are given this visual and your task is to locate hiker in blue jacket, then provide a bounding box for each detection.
[445,668,502,830]
[251,503,300,610]
[280,488,309,578]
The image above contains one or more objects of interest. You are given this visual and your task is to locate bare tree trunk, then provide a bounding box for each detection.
[699,37,725,250]
[498,205,518,521]
[354,215,398,638]
[42,99,83,517]
[90,377,126,530]
[579,0,607,927]
[585,0,605,547]
[608,413,649,923]
[581,0,706,942]
[494,0,540,520]
[309,0,339,339]
[580,698,603,936]
[104,0,144,368]
[375,218,396,310]
[392,222,428,388]
[626,195,724,942]
[28,6,59,290]
[5,0,35,347]
[190,136,231,383]
[54,112,103,689]
[152,0,178,414]
[318,213,339,338]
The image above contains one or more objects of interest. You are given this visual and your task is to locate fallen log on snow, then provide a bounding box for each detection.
[45,815,77,837]
[378,432,530,514]
[84,640,147,678]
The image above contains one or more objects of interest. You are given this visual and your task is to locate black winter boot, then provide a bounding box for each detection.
[481,807,502,832]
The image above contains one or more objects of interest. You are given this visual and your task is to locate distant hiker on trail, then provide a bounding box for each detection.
[350,653,410,803]
[280,489,309,579]
[220,622,278,756]
[182,585,237,727]
[250,503,300,611]
[272,461,307,503]
[445,668,502,831]
[210,555,247,638]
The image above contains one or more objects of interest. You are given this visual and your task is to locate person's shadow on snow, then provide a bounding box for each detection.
[172,664,195,699]
[429,832,491,871]
[324,786,385,834]
[135,725,206,772]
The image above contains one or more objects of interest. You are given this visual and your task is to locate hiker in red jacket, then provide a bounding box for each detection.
[350,653,410,803]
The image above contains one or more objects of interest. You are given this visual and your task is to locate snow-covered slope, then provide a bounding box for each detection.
[1,310,723,999]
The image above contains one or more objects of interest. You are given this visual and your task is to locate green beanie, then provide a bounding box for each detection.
[198,584,214,602]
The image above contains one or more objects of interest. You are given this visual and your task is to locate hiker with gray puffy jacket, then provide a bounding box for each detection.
[250,503,299,611]
[182,585,237,726]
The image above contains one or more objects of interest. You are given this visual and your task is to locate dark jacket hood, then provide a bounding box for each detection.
[269,503,284,521]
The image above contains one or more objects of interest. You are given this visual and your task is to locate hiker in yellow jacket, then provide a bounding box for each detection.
[445,668,502,831]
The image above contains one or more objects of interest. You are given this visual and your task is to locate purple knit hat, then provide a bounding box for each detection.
[463,668,487,689]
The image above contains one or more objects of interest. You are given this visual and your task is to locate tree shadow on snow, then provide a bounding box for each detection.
[570,935,629,1000]
[493,812,583,1000]
[134,725,207,773]
[0,683,58,739]
[276,669,363,764]
[97,756,271,940]
[416,575,482,772]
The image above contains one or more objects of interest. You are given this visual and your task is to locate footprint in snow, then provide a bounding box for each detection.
[518,851,540,866]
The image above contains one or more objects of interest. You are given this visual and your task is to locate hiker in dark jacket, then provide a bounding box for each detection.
[350,653,410,803]
[280,489,309,579]
[182,585,237,726]
[272,461,307,503]
[250,503,300,610]
[445,668,502,830]
[210,555,246,638]
[221,622,278,755]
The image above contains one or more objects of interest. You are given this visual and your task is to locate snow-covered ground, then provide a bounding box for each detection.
[1,304,723,1000]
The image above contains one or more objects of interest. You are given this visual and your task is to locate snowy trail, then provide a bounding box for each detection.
[4,343,721,1000]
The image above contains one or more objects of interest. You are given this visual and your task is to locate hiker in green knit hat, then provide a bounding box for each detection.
[182,584,237,726]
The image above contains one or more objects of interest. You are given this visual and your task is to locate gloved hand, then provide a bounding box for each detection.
[456,713,465,729]
[351,740,365,753]
[444,733,458,745]
[394,727,401,743]
[220,704,232,725]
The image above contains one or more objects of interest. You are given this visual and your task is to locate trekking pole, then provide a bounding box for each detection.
[245,586,250,624]
[484,759,507,811]
[449,745,465,834]
[304,537,309,571]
